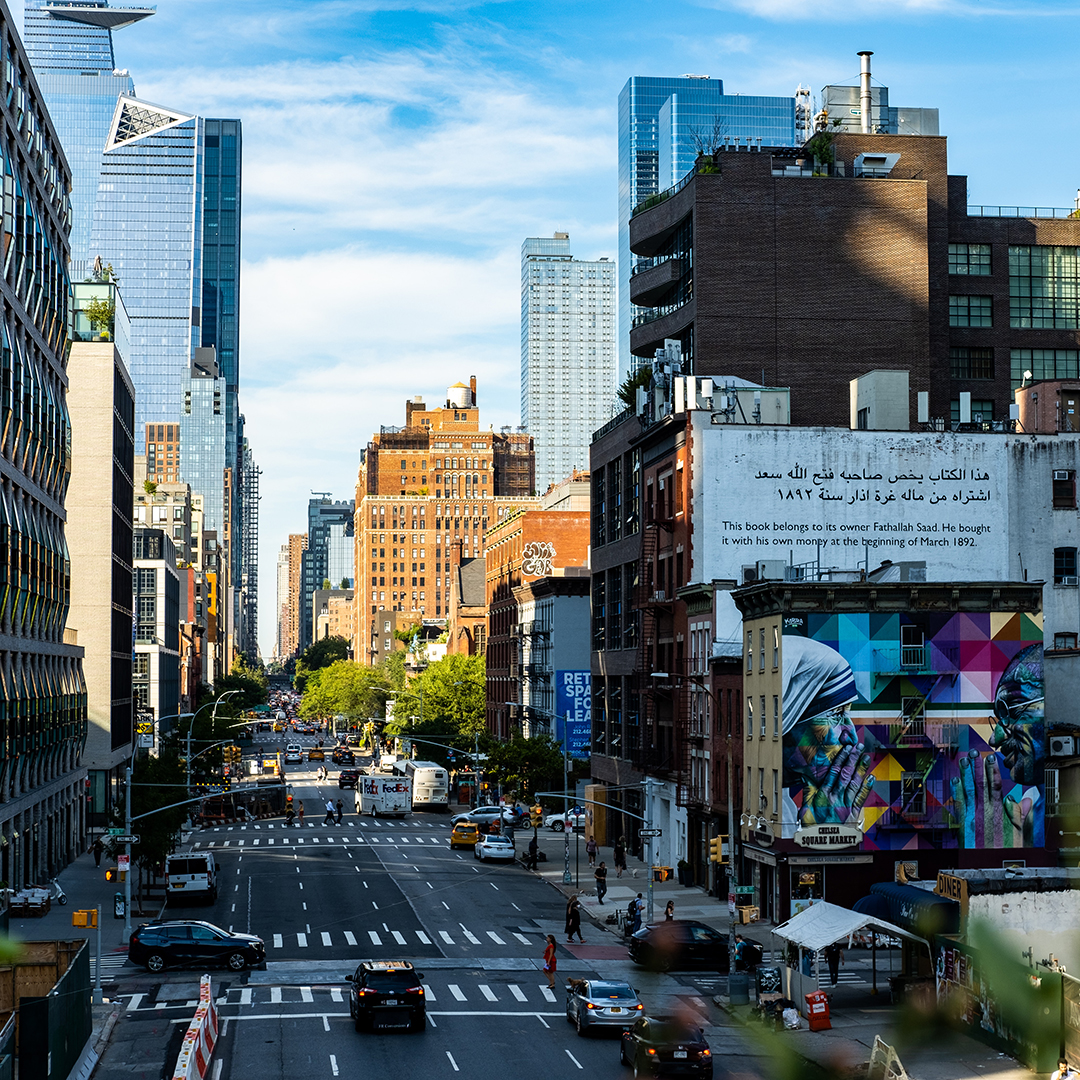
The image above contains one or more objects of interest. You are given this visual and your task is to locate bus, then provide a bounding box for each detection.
[391,760,449,811]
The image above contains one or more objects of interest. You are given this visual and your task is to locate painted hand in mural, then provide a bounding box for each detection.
[951,749,1035,848]
[798,742,874,826]
[989,642,1045,786]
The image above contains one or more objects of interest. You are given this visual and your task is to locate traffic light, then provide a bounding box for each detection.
[105,868,116,882]
[709,835,724,864]
[530,804,543,828]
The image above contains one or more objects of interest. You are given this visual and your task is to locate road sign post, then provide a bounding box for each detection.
[113,835,140,845]
[639,828,662,838]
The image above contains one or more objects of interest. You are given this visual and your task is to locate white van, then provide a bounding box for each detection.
[165,852,219,903]
[355,774,411,817]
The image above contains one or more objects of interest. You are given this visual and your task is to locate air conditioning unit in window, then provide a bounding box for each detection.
[1050,736,1076,758]
[1062,576,1079,586]
[1055,471,1072,481]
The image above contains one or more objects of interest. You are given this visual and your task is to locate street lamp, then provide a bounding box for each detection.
[651,671,737,972]
[184,690,241,796]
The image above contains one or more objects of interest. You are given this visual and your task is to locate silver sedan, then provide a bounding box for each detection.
[473,835,516,862]
[565,979,643,1035]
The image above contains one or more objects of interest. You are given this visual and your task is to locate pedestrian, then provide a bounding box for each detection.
[630,893,644,934]
[298,802,305,827]
[526,836,539,870]
[825,942,843,986]
[594,861,608,904]
[324,799,335,824]
[92,838,104,867]
[336,798,344,824]
[585,835,598,867]
[734,934,746,971]
[665,900,675,921]
[613,837,627,879]
[565,894,585,943]
[1054,1060,1079,1080]
[543,934,558,990]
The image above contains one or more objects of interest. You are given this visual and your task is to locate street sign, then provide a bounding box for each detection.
[117,855,130,872]
[735,885,755,896]
[114,835,140,845]
[106,827,124,836]
[639,828,662,838]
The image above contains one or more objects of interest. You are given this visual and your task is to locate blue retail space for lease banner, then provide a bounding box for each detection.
[555,671,590,759]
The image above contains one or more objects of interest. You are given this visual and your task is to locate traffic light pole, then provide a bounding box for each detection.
[124,763,132,937]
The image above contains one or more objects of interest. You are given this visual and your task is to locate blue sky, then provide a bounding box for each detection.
[22,0,1079,656]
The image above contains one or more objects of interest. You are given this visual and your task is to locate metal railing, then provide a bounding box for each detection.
[968,205,1079,220]
[631,167,699,218]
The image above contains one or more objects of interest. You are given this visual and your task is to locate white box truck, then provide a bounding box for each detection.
[355,773,411,817]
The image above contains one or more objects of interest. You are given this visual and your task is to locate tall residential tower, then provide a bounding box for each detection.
[521,233,615,492]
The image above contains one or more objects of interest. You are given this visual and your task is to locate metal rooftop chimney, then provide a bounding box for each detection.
[858,51,873,134]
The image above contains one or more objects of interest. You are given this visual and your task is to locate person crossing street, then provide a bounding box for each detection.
[323,799,335,824]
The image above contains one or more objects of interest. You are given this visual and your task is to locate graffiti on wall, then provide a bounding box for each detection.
[780,612,1044,849]
[522,542,556,577]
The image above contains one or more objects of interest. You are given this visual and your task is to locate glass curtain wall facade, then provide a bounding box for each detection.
[617,76,797,380]
[521,234,616,492]
[22,0,152,278]
[179,356,226,535]
[299,499,354,653]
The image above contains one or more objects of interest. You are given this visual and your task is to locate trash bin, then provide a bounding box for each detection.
[113,892,125,920]
[728,971,750,1005]
[804,990,831,1031]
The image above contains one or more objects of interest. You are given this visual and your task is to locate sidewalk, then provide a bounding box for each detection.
[524,829,1035,1080]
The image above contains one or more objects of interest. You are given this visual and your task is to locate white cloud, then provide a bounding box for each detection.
[693,0,1073,17]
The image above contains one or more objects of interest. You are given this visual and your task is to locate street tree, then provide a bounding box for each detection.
[294,635,350,691]
[484,733,566,803]
[300,660,386,724]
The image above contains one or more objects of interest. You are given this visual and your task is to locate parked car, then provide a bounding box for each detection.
[338,768,360,789]
[129,920,265,974]
[620,1017,712,1077]
[628,921,730,973]
[346,960,426,1032]
[545,808,586,832]
[565,979,643,1035]
[474,835,516,862]
[449,822,481,849]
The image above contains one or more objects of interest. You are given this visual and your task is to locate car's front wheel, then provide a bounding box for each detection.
[552,821,565,832]
[145,952,166,973]
[226,952,248,972]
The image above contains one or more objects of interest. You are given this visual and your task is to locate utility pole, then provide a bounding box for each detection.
[124,763,132,937]
[644,777,655,923]
[563,733,572,885]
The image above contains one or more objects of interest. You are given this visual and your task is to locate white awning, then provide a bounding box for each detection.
[771,900,929,953]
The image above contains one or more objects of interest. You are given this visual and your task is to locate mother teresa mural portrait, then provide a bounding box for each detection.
[781,635,874,834]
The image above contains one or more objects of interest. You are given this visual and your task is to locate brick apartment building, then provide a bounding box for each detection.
[629,133,1080,426]
[352,379,537,665]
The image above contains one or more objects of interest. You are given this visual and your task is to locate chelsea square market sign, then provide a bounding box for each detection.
[794,824,864,849]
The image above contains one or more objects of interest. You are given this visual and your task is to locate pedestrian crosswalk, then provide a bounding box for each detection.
[193,833,450,849]
[272,927,536,949]
[91,952,131,980]
[136,980,561,1009]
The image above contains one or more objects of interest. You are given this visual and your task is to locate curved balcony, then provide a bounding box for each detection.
[630,297,695,358]
[629,259,684,307]
[629,172,699,258]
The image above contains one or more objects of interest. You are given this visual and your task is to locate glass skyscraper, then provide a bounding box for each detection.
[179,349,227,536]
[618,76,797,381]
[521,233,616,492]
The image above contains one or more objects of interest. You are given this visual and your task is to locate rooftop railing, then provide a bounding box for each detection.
[968,205,1079,220]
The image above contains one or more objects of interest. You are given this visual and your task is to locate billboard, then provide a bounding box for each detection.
[555,670,591,760]
[780,611,1044,850]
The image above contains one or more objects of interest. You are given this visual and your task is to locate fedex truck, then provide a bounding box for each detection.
[356,773,411,817]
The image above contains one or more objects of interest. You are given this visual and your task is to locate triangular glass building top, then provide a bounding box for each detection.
[105,95,193,151]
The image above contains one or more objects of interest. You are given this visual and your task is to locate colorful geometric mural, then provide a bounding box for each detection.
[780,612,1044,850]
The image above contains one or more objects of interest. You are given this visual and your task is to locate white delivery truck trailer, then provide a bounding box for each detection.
[355,773,411,817]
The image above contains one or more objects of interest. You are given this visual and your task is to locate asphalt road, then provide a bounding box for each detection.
[96,734,764,1080]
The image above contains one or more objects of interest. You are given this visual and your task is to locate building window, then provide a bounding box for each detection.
[772,695,779,737]
[949,346,994,380]
[1010,349,1080,390]
[949,295,993,327]
[950,398,994,423]
[759,628,765,672]
[760,695,766,738]
[772,626,779,669]
[1053,470,1076,509]
[901,771,926,816]
[1010,245,1080,329]
[1054,547,1078,585]
[1053,632,1078,651]
[746,631,753,674]
[746,698,753,738]
[772,771,779,818]
[948,243,991,276]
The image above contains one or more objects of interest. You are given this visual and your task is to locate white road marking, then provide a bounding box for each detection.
[270,987,282,1004]
[126,993,144,1011]
[273,934,283,949]
[426,882,433,889]
[489,883,498,890]
[372,901,378,910]
[416,931,431,944]
[298,882,303,890]
[446,1052,459,1072]
[301,987,313,1003]
[439,930,454,944]
[368,931,381,945]
[322,1015,330,1032]
[460,925,481,944]
[448,984,466,1001]
[297,933,308,947]
[231,903,235,913]
[565,1050,583,1070]
[423,984,435,1001]
[330,988,343,1002]
[486,931,505,944]
[329,1054,339,1076]
[303,903,307,911]
[479,985,497,1002]
[442,902,449,909]
[240,988,252,1005]
[540,987,556,1002]
[537,1015,550,1028]
[212,1060,223,1080]
[513,933,531,945]
[509,985,527,1002]
[344,931,357,946]
[321,932,332,946]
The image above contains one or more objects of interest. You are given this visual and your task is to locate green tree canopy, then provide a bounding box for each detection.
[115,750,189,872]
[300,660,388,722]
[294,635,350,691]
[484,733,566,803]
[212,656,268,710]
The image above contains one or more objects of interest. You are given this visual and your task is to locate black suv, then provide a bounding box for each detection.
[332,747,355,765]
[129,920,266,973]
[347,960,426,1032]
[338,768,360,789]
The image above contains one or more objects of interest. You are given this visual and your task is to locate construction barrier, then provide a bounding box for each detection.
[172,975,217,1080]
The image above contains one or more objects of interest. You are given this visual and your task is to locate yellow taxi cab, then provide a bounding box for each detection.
[450,822,481,850]
[273,722,284,733]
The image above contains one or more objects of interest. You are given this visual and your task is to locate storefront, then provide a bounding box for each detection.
[741,844,778,923]
[785,853,874,922]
